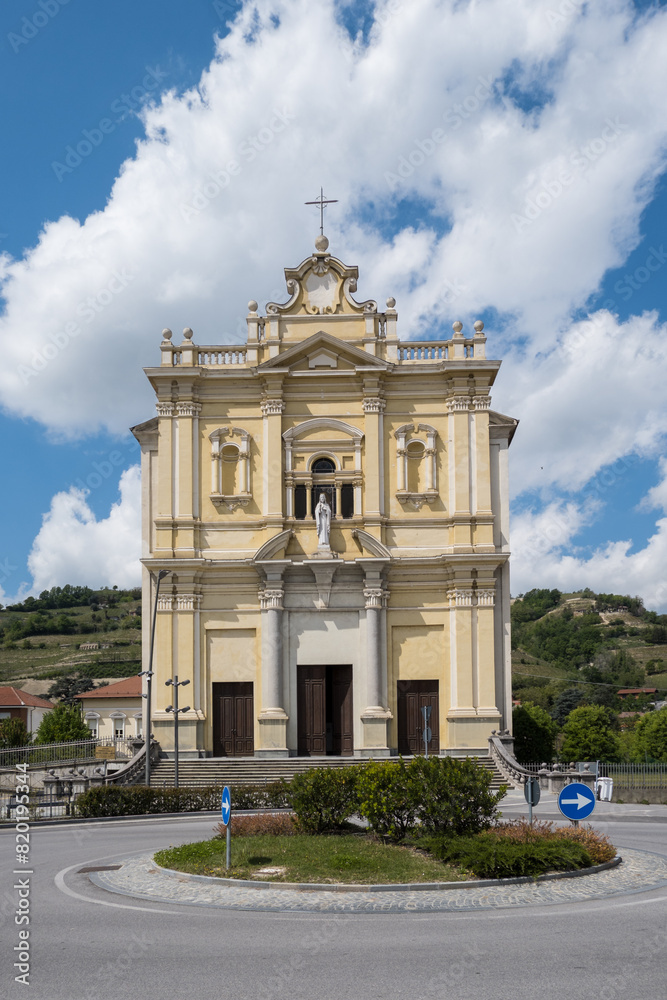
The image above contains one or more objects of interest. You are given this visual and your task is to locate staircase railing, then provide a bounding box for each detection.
[105,740,161,786]
[488,731,531,786]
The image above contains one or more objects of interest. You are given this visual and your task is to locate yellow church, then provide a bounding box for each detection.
[132,233,517,760]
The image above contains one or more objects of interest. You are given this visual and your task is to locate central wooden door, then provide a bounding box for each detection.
[397,680,439,754]
[297,665,353,756]
[212,682,254,757]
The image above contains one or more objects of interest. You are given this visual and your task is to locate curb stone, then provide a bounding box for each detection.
[88,848,667,913]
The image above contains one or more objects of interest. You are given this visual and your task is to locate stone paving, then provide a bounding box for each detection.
[89,848,667,913]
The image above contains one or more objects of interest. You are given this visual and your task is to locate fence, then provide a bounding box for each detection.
[598,762,667,789]
[0,736,135,770]
[0,788,77,821]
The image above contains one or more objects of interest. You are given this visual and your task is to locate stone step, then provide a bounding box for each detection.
[145,755,509,789]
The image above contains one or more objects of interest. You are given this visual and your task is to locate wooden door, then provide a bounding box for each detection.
[212,682,254,757]
[397,680,439,754]
[331,665,353,756]
[297,666,326,755]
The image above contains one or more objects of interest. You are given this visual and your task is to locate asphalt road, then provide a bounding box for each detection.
[1,798,666,1000]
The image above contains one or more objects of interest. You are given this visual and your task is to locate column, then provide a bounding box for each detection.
[261,389,285,527]
[360,574,391,756]
[363,380,386,534]
[446,394,472,549]
[175,400,201,558]
[257,576,289,757]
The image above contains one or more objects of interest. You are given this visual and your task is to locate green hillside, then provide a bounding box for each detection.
[0,586,142,695]
[511,588,667,713]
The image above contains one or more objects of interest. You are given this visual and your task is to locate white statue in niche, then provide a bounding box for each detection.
[314,493,332,547]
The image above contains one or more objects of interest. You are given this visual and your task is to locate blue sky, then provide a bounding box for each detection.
[1,0,667,608]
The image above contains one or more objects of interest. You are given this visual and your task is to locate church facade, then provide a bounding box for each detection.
[132,236,517,759]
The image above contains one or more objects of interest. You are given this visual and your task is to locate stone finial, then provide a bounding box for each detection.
[474,320,484,333]
[386,297,396,309]
[452,320,463,335]
[314,234,329,252]
[162,328,173,341]
[248,300,258,314]
[183,328,194,341]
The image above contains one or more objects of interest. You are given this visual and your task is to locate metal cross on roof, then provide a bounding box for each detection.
[305,188,338,235]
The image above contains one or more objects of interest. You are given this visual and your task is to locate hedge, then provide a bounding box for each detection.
[75,781,290,818]
[423,833,592,879]
[288,766,359,833]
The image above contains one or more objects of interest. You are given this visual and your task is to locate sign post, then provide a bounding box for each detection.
[221,786,232,869]
[557,782,596,827]
[421,705,432,759]
[524,776,540,825]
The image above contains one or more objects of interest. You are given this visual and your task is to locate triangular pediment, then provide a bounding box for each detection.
[257,332,391,372]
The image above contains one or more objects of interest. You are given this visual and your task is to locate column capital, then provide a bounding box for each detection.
[156,402,175,417]
[446,396,471,412]
[175,593,202,612]
[363,397,386,413]
[259,587,284,610]
[473,395,492,411]
[261,399,285,416]
[175,401,202,417]
[447,587,475,607]
[364,587,387,609]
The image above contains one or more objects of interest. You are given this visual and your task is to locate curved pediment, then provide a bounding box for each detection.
[283,417,364,443]
[266,248,377,317]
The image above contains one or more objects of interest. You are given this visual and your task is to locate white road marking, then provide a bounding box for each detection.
[55,858,180,915]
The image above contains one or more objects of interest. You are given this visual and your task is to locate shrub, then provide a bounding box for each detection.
[289,767,359,833]
[410,756,506,836]
[213,813,296,838]
[424,834,592,879]
[488,819,616,864]
[356,757,504,842]
[356,759,420,841]
[75,783,288,818]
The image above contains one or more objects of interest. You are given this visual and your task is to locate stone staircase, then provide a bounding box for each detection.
[146,754,510,790]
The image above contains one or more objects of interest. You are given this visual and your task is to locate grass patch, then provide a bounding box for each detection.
[155,832,470,884]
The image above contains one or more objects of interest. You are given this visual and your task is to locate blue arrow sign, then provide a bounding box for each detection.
[558,781,596,821]
[221,785,231,825]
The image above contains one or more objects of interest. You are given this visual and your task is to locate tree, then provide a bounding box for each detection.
[47,674,95,705]
[560,705,621,762]
[631,708,667,763]
[0,717,31,748]
[551,688,583,726]
[513,702,558,763]
[33,704,92,744]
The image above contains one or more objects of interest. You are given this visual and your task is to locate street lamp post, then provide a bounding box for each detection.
[139,569,169,787]
[165,675,190,789]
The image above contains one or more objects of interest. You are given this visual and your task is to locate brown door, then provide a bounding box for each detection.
[330,665,353,756]
[212,682,254,757]
[397,680,439,754]
[297,666,326,755]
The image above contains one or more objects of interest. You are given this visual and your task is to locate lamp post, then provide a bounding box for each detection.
[165,676,190,789]
[139,569,169,787]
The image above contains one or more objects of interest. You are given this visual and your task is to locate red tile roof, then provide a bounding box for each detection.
[617,688,658,695]
[75,676,142,699]
[0,687,54,709]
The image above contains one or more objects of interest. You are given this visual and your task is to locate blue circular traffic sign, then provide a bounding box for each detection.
[558,781,596,821]
[221,785,231,825]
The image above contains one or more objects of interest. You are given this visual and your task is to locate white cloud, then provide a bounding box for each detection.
[511,466,667,612]
[25,467,141,594]
[0,0,666,439]
[496,309,667,498]
[2,0,667,604]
